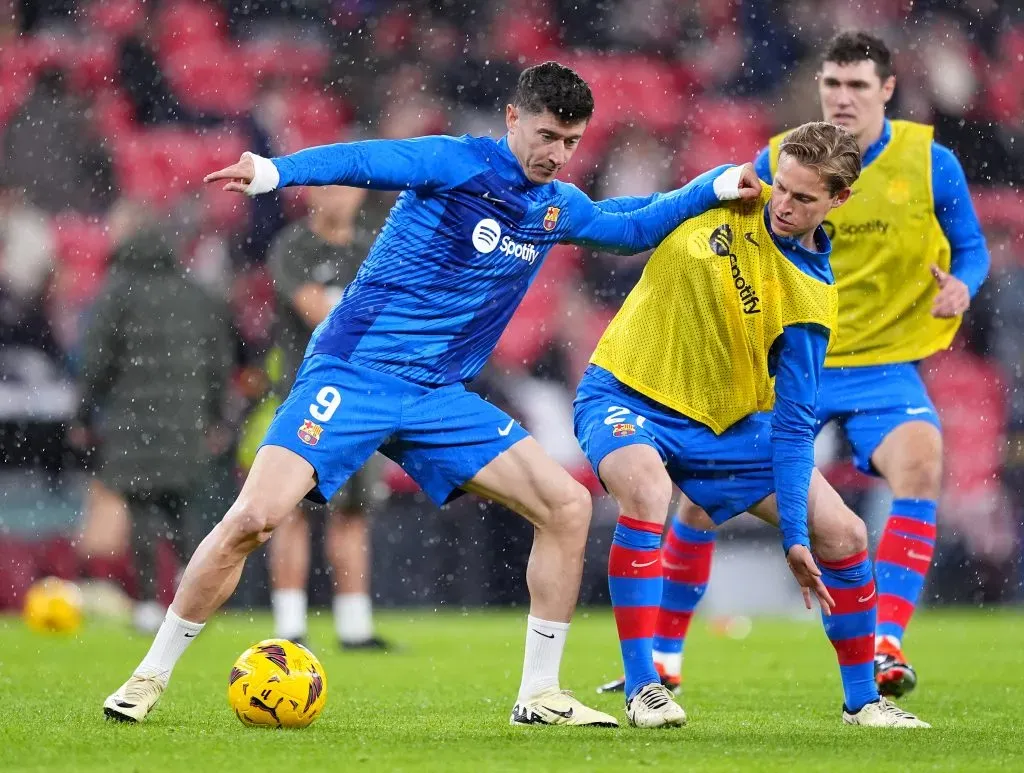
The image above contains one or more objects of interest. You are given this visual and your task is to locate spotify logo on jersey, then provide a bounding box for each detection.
[472,218,502,253]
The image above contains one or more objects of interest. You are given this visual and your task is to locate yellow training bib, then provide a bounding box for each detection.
[769,120,955,366]
[590,186,837,434]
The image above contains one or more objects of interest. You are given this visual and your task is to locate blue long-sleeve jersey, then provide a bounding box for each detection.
[754,120,990,296]
[270,134,722,386]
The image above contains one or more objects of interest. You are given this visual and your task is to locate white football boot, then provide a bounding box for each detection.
[625,682,687,728]
[103,674,167,723]
[510,688,618,727]
[842,697,931,728]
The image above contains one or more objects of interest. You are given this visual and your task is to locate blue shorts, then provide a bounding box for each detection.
[573,366,775,525]
[260,355,528,505]
[815,363,940,476]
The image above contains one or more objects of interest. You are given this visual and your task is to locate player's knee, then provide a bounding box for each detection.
[614,478,672,523]
[815,509,868,561]
[893,452,943,499]
[543,479,592,535]
[222,500,277,548]
[677,501,716,531]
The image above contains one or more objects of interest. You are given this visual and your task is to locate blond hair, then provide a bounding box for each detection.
[779,121,861,196]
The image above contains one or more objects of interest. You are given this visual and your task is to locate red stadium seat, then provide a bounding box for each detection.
[271,88,349,155]
[492,282,559,371]
[0,45,35,128]
[51,213,112,305]
[566,54,691,138]
[155,0,227,57]
[91,89,137,141]
[113,128,208,207]
[163,41,256,117]
[69,38,120,95]
[243,39,331,85]
[85,0,144,38]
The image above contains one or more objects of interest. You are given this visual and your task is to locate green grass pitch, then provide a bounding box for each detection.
[2,608,1022,772]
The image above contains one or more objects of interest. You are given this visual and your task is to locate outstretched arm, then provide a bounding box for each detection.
[205,135,473,195]
[564,163,762,254]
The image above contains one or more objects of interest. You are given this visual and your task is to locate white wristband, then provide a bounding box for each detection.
[243,152,281,197]
[712,165,743,201]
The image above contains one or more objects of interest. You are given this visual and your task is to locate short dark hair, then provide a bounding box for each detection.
[512,61,595,124]
[821,31,893,81]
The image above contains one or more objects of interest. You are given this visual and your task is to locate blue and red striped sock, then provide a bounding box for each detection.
[608,515,664,700]
[818,549,879,712]
[875,498,937,644]
[652,519,715,670]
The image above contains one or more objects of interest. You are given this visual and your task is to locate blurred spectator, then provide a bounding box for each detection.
[2,67,115,213]
[0,185,54,302]
[584,125,675,307]
[118,34,194,126]
[70,200,234,632]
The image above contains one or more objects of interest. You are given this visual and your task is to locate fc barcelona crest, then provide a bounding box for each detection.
[543,206,561,231]
[298,419,323,446]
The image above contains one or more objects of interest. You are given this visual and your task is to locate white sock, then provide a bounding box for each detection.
[334,593,373,643]
[516,616,569,703]
[272,589,308,640]
[134,608,205,682]
[653,650,683,678]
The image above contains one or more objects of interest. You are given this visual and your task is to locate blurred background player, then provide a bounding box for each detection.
[610,30,992,701]
[239,183,391,650]
[577,123,926,728]
[70,201,234,634]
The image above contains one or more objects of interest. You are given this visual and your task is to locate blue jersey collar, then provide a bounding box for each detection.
[495,135,536,187]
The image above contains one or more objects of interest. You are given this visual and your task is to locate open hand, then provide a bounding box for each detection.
[786,544,835,615]
[930,264,970,318]
[203,153,256,194]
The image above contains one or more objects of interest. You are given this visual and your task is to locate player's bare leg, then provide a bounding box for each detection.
[596,445,687,728]
[268,507,311,643]
[327,510,386,649]
[464,436,617,727]
[104,445,317,723]
[870,421,943,697]
[748,471,929,728]
[76,479,133,622]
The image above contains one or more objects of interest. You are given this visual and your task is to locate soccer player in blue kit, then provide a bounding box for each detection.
[102,61,761,727]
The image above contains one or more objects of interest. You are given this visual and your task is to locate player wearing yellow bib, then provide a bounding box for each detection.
[622,32,991,703]
[575,122,928,729]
